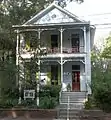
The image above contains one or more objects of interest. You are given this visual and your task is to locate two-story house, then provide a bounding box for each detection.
[13,1,95,106]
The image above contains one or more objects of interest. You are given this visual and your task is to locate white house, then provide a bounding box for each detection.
[13,1,95,106]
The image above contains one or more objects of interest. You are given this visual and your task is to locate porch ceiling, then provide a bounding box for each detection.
[41,56,84,63]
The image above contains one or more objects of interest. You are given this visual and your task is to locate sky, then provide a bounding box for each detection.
[65,0,111,48]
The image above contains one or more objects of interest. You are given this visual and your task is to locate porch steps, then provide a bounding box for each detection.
[58,91,87,119]
[60,92,86,104]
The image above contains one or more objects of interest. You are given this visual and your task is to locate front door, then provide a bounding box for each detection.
[51,65,58,85]
[51,35,58,53]
[72,71,80,91]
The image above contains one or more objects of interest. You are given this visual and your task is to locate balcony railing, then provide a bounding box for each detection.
[47,46,84,54]
[20,46,84,55]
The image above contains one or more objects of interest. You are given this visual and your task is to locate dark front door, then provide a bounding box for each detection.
[71,34,79,52]
[72,71,80,91]
[51,65,58,85]
[51,35,58,52]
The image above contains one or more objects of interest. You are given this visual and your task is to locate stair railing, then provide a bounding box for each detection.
[85,82,88,101]
[67,96,70,120]
[59,86,67,104]
[58,86,67,119]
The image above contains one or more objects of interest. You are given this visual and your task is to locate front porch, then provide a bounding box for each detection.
[39,59,87,92]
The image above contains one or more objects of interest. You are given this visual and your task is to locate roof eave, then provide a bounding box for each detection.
[12,22,90,29]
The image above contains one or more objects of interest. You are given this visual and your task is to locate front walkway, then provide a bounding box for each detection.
[0,117,54,120]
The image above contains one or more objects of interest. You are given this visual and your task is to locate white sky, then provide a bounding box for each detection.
[65,0,111,48]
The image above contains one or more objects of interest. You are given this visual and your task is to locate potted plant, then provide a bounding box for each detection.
[67,83,71,92]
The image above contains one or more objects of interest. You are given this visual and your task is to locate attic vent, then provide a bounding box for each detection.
[51,14,56,18]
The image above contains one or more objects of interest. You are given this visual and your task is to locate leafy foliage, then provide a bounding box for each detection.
[39,85,61,109]
[0,0,83,108]
[91,43,111,112]
[101,35,111,58]
[0,85,60,109]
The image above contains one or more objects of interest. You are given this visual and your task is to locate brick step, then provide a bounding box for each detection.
[61,98,85,102]
[59,115,80,119]
[58,109,81,120]
[61,92,86,96]
[61,96,86,100]
[59,110,80,114]
[59,103,84,110]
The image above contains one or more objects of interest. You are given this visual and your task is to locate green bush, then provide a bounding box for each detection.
[0,98,18,108]
[0,85,60,109]
[84,100,92,109]
[39,85,61,109]
[18,99,37,108]
[39,96,58,109]
[93,82,111,112]
[40,85,61,97]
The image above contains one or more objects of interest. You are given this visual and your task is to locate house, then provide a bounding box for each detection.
[13,1,95,107]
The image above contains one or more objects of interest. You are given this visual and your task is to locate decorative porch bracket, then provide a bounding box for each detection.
[57,59,85,65]
[57,60,67,65]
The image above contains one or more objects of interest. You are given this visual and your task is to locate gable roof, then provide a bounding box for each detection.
[24,2,86,25]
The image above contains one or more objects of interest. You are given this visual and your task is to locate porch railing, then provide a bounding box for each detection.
[20,46,84,55]
[47,46,84,54]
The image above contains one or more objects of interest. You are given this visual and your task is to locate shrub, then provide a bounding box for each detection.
[39,85,61,109]
[39,96,58,109]
[93,82,111,112]
[0,85,60,109]
[0,98,18,108]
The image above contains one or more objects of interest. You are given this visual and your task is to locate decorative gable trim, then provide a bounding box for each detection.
[24,3,86,25]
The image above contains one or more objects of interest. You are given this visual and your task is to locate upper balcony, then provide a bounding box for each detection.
[19,27,87,59]
[20,46,85,59]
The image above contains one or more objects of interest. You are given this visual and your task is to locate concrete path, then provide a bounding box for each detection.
[0,117,54,120]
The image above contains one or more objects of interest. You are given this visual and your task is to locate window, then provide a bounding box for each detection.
[72,65,80,71]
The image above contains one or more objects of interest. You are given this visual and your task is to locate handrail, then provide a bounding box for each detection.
[85,82,88,101]
[67,96,70,120]
[59,86,67,103]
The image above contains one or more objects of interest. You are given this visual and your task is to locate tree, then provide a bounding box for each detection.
[91,35,111,111]
[101,34,111,58]
[0,0,84,107]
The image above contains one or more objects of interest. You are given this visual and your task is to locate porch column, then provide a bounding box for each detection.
[84,56,87,92]
[16,30,21,104]
[20,33,25,53]
[87,27,91,94]
[59,28,64,88]
[83,27,87,53]
[16,30,19,66]
[36,29,41,106]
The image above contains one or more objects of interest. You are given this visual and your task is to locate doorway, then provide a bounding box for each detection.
[51,35,58,52]
[71,34,79,52]
[72,65,80,91]
[51,65,58,85]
